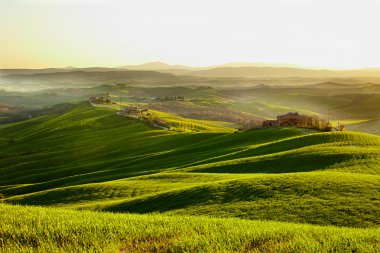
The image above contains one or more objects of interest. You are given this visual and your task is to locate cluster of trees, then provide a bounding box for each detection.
[90,96,116,104]
[335,122,346,132]
[301,118,345,132]
[319,121,334,132]
[141,113,168,129]
[303,117,329,130]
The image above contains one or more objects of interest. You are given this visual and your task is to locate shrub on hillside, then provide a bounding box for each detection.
[324,122,334,132]
[336,124,346,131]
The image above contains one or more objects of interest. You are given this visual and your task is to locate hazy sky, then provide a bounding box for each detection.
[1,0,380,69]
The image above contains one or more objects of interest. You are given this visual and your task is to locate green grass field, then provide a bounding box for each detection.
[1,204,380,253]
[1,102,380,252]
[148,109,237,132]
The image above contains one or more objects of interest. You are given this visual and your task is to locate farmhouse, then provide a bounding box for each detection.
[262,119,278,127]
[263,112,316,127]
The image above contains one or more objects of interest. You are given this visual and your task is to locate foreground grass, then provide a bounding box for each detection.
[1,204,380,253]
[4,171,380,227]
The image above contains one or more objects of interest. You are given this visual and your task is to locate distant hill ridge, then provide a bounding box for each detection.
[0,70,176,83]
[2,61,380,78]
[118,61,380,77]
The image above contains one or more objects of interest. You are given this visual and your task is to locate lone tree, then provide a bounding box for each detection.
[337,124,346,131]
[336,121,346,131]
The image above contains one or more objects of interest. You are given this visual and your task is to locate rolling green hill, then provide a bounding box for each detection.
[3,81,380,136]
[0,103,380,252]
[0,103,380,221]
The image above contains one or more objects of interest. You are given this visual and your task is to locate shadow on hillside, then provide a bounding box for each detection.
[190,152,355,174]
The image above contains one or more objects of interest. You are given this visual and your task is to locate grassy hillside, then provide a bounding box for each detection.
[148,109,238,132]
[3,82,380,135]
[1,204,379,253]
[1,102,379,230]
[102,172,379,227]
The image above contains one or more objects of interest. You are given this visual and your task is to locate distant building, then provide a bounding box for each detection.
[262,119,278,127]
[263,112,316,128]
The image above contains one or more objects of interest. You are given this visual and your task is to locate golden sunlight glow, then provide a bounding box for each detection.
[1,0,380,68]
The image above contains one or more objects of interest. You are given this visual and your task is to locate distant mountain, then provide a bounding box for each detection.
[117,61,317,76]
[118,62,380,78]
[3,63,380,79]
[118,61,305,71]
[2,70,176,83]
[189,67,380,78]
[213,62,306,69]
[118,61,199,71]
[0,67,119,76]
[189,67,332,78]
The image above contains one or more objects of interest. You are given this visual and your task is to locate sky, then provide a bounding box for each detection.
[1,0,380,69]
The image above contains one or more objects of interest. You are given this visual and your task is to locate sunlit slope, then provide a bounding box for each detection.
[100,172,380,227]
[5,173,245,206]
[148,109,237,132]
[232,100,320,120]
[1,102,380,228]
[0,103,225,185]
[185,131,380,174]
[0,104,304,191]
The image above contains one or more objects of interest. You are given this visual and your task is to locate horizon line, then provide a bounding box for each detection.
[2,61,380,71]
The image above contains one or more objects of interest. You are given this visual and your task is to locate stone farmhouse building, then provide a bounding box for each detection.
[263,112,316,127]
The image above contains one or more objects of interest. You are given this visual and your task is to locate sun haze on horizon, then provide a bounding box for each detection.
[1,0,379,69]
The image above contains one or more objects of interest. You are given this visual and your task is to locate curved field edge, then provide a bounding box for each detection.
[1,204,379,253]
[99,171,380,228]
[4,171,380,227]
